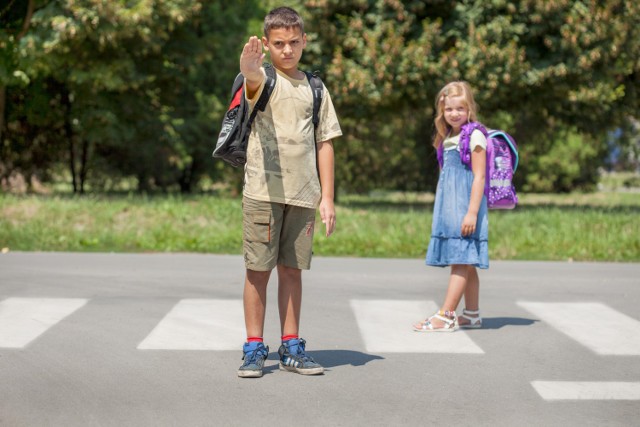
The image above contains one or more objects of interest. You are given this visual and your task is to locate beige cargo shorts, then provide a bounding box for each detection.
[242,196,316,271]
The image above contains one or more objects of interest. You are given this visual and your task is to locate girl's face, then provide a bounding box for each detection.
[443,95,469,134]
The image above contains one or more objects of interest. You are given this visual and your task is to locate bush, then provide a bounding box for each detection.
[521,130,603,193]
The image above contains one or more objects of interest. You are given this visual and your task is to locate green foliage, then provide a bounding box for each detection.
[305,0,640,193]
[2,0,265,192]
[1,0,639,194]
[522,130,604,192]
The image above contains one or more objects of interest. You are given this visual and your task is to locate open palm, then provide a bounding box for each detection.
[240,36,265,79]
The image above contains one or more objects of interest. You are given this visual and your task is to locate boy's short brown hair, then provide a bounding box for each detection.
[263,7,304,38]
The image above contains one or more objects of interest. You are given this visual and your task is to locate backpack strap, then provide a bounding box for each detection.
[305,70,323,136]
[458,122,488,168]
[436,122,487,169]
[239,63,277,148]
[305,70,324,176]
[248,63,277,122]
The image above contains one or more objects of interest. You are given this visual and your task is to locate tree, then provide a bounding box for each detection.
[3,0,639,194]
[305,0,640,192]
[0,0,37,187]
[4,0,264,193]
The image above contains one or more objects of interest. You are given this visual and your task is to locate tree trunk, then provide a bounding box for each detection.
[79,138,90,194]
[0,85,5,143]
[16,0,35,40]
[60,87,77,193]
[179,159,195,193]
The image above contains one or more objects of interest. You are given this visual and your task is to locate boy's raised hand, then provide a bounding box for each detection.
[240,36,265,83]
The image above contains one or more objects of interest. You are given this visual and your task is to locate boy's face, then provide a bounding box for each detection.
[263,26,306,76]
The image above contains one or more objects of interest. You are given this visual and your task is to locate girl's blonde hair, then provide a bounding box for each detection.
[433,81,478,148]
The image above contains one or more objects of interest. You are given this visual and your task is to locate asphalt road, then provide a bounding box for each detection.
[1,252,639,426]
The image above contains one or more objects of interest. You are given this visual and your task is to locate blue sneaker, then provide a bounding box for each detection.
[278,338,324,375]
[237,341,269,378]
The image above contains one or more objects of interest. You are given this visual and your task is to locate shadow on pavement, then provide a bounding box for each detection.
[311,350,385,368]
[480,317,538,329]
[264,349,384,370]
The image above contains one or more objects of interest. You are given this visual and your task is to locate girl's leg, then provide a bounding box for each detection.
[435,264,471,326]
[414,264,471,329]
[442,264,471,310]
[463,267,479,311]
[458,267,480,327]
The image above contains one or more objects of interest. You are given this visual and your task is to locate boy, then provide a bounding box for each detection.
[237,7,342,378]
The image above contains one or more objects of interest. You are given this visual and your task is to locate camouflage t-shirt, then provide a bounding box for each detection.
[243,67,342,209]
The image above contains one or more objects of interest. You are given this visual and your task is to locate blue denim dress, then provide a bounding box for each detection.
[426,149,489,269]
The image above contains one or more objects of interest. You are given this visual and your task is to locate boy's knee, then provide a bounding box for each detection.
[277,264,302,278]
[246,268,271,284]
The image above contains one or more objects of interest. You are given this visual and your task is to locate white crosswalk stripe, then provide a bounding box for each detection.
[0,297,88,348]
[531,381,640,400]
[517,301,640,355]
[3,296,639,366]
[350,300,484,353]
[137,299,245,350]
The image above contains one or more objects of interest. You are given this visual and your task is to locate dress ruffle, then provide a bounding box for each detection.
[426,236,489,269]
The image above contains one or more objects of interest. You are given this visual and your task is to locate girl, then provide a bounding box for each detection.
[413,81,488,332]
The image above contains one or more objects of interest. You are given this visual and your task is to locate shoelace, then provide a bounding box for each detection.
[244,346,267,365]
[292,341,315,363]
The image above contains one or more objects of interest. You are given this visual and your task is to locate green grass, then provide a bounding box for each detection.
[0,194,242,254]
[1,191,638,261]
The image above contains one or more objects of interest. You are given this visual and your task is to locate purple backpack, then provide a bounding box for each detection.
[437,122,519,210]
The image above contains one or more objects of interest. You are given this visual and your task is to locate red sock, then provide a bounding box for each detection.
[247,336,263,343]
[281,334,298,342]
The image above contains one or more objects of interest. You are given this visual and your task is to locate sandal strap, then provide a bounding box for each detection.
[460,313,482,323]
[430,311,457,328]
[459,309,482,328]
[432,314,455,326]
[460,314,478,321]
[415,311,458,330]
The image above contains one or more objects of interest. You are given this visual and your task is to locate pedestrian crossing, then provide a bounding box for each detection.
[350,299,484,353]
[1,296,639,401]
[138,299,244,350]
[517,301,640,355]
[2,297,639,355]
[0,297,88,348]
[531,381,640,401]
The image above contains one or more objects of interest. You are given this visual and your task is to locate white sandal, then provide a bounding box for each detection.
[459,309,482,329]
[413,310,459,332]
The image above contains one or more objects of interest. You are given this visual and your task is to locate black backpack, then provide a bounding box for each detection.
[213,63,324,168]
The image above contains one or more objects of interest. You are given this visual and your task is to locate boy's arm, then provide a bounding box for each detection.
[240,36,265,99]
[317,140,336,237]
